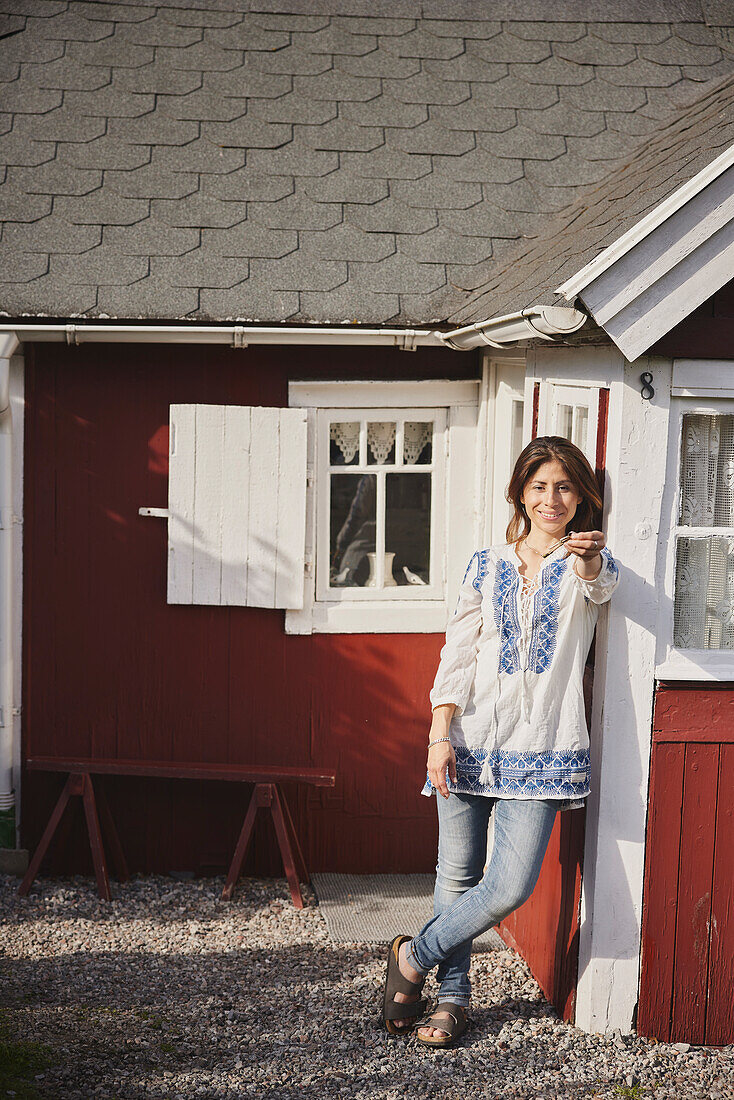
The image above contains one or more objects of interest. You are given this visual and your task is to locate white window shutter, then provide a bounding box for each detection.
[167,404,308,609]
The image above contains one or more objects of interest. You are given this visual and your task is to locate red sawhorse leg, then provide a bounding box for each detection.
[222,782,309,908]
[18,771,118,902]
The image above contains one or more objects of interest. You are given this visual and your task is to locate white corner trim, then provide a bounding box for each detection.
[556,141,734,300]
[575,354,671,1036]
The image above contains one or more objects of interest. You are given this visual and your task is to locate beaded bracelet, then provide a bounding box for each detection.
[428,736,452,748]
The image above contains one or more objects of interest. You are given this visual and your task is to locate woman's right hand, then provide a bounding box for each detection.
[427,739,457,800]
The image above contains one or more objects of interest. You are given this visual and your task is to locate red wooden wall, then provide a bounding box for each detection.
[639,686,734,1045]
[21,341,480,877]
[496,384,611,1023]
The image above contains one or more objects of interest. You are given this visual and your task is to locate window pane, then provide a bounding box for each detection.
[679,413,734,526]
[367,422,396,465]
[329,422,360,466]
[674,536,734,649]
[330,474,376,587]
[557,404,574,440]
[575,405,588,453]
[403,421,432,465]
[385,473,431,586]
[511,400,524,465]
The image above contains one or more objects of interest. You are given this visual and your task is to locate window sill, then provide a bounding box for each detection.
[286,600,449,635]
[656,650,734,682]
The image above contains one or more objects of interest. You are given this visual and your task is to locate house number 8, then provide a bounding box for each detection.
[640,372,654,400]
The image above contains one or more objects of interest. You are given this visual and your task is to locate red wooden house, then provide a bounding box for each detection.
[1,0,734,1045]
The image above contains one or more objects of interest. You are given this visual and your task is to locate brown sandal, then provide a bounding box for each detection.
[415,1002,471,1048]
[382,935,429,1036]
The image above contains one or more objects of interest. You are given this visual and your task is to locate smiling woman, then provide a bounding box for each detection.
[380,436,620,1047]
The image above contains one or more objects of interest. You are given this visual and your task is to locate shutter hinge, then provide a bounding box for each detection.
[304,554,314,577]
[139,507,170,518]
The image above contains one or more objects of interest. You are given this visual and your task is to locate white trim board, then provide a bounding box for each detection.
[671,358,734,397]
[289,379,479,408]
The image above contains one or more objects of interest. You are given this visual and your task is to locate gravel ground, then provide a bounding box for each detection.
[1,873,732,1100]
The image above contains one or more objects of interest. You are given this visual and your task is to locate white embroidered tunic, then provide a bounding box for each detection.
[422,541,620,810]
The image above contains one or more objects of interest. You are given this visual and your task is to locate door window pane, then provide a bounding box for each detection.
[575,406,588,453]
[385,472,431,586]
[330,474,376,587]
[557,404,574,440]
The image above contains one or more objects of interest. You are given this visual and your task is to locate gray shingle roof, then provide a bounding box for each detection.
[447,71,734,324]
[1,1,733,325]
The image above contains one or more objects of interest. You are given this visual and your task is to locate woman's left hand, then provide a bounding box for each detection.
[564,530,605,560]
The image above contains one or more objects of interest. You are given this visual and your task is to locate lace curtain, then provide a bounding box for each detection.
[675,414,734,649]
[330,421,432,465]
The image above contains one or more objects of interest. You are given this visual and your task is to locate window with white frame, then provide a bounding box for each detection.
[288,379,480,634]
[318,410,445,600]
[672,410,734,650]
[655,392,734,679]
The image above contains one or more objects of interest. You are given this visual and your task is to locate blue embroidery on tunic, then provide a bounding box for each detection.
[461,551,478,586]
[492,560,521,673]
[528,557,568,673]
[421,745,590,800]
[603,548,618,578]
[471,549,491,594]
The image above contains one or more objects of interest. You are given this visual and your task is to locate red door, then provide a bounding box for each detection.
[638,685,734,1044]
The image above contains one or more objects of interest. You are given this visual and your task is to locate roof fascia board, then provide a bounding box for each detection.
[556,141,734,301]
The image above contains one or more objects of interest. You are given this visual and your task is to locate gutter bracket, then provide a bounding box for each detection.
[232,326,248,349]
[65,324,79,347]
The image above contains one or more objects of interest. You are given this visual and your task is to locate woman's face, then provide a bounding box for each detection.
[521,459,582,538]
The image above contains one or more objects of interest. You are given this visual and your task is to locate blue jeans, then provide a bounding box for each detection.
[405,792,559,1007]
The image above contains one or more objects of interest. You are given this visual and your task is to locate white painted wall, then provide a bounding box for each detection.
[529,343,672,1035]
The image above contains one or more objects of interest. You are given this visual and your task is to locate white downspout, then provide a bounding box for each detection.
[0,331,19,849]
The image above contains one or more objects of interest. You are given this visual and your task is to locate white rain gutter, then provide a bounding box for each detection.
[556,141,734,301]
[2,310,588,351]
[0,331,18,847]
[438,305,588,350]
[3,323,446,350]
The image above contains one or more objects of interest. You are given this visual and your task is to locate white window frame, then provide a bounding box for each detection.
[287,379,480,634]
[315,407,446,602]
[656,390,734,680]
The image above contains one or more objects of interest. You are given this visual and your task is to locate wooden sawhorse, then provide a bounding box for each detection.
[18,758,336,908]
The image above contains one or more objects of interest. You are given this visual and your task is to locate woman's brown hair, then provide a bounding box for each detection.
[505,435,603,545]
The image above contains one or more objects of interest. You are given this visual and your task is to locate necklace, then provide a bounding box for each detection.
[522,536,556,557]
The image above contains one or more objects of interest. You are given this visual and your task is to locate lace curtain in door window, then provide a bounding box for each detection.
[675,415,734,649]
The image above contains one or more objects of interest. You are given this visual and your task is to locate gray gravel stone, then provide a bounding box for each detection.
[32,870,704,1100]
